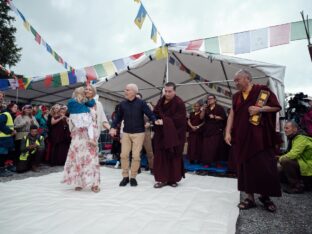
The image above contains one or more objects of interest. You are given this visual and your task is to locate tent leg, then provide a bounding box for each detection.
[16,88,18,103]
[166,51,169,83]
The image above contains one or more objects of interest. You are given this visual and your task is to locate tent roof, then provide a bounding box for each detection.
[95,47,285,109]
[3,47,285,109]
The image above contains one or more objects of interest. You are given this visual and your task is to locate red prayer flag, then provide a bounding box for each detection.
[44,75,52,87]
[17,79,25,90]
[186,39,203,50]
[35,33,41,44]
[85,67,97,81]
[130,52,144,60]
[58,57,64,64]
[270,23,290,47]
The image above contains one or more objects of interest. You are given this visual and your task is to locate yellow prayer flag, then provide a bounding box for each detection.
[190,71,196,79]
[134,4,147,29]
[23,21,30,31]
[155,46,168,60]
[103,62,117,76]
[219,34,234,54]
[60,72,69,86]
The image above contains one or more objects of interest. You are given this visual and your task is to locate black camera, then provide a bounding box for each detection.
[286,92,310,125]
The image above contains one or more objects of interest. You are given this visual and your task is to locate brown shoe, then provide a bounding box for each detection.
[91,186,100,193]
[154,182,167,188]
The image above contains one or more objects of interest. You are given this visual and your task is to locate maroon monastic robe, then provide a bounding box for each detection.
[187,111,203,161]
[153,96,186,183]
[50,116,71,165]
[232,84,281,196]
[201,104,228,164]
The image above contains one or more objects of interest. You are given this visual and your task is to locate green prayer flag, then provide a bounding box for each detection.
[291,19,312,41]
[52,73,61,87]
[94,64,107,78]
[204,37,220,54]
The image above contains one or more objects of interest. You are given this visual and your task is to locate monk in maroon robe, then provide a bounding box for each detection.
[225,69,281,212]
[187,102,204,163]
[153,82,187,188]
[200,95,227,166]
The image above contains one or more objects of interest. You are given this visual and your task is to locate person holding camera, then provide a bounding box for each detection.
[278,120,312,193]
[16,125,45,173]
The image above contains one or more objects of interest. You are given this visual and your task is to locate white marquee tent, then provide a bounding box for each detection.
[95,46,286,115]
[4,46,286,118]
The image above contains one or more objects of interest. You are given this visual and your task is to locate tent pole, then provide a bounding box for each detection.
[166,50,169,83]
[16,88,18,103]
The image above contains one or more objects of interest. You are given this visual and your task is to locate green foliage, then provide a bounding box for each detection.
[0,0,21,67]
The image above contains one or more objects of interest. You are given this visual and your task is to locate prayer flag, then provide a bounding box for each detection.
[234,31,250,54]
[186,39,203,51]
[41,39,46,48]
[85,67,97,81]
[68,71,77,85]
[113,59,126,71]
[0,80,9,91]
[155,46,168,60]
[46,43,52,54]
[134,4,147,29]
[8,79,18,90]
[17,79,25,90]
[30,26,36,37]
[17,9,26,22]
[44,75,52,87]
[52,73,61,88]
[161,38,165,46]
[76,69,87,83]
[130,52,144,60]
[219,34,234,54]
[168,41,188,49]
[103,62,117,77]
[204,37,220,54]
[7,1,19,15]
[22,77,32,89]
[35,33,41,44]
[60,72,69,86]
[94,64,107,78]
[290,20,312,41]
[169,56,175,65]
[250,28,268,51]
[151,24,157,43]
[270,23,290,47]
[190,71,196,79]
[23,21,30,31]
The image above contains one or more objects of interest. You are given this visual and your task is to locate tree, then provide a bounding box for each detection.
[0,0,21,67]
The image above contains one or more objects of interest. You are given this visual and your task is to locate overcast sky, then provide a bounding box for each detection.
[9,0,312,95]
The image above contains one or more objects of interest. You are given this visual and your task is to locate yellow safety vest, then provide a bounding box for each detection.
[19,135,43,161]
[0,112,14,138]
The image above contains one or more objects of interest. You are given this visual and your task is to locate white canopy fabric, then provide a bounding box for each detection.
[4,46,285,117]
[95,47,286,114]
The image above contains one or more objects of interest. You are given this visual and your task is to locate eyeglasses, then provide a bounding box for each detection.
[207,98,215,100]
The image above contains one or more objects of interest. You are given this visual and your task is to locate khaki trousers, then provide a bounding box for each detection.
[120,132,145,178]
[143,130,154,169]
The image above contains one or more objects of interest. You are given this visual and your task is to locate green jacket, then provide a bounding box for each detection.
[280,135,312,176]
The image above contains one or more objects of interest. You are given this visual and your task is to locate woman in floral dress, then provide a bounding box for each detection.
[62,85,101,193]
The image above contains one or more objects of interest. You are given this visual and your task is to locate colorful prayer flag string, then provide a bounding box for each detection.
[6,0,74,71]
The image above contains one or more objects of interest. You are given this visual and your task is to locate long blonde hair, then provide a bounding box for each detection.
[50,104,61,117]
[73,87,86,103]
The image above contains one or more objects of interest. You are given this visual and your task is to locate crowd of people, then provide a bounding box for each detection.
[0,69,311,212]
[0,93,71,176]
